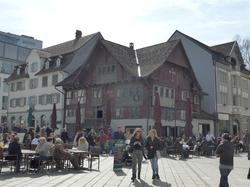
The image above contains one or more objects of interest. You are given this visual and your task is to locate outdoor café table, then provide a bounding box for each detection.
[68,149,89,169]
[21,149,37,171]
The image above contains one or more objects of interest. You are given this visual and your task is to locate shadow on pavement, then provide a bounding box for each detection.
[131,179,171,187]
[0,169,87,180]
[114,170,126,176]
[152,179,171,187]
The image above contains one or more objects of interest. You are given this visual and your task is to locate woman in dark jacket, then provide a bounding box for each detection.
[129,128,144,182]
[145,129,160,180]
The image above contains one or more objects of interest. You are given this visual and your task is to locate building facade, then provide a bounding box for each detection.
[6,31,102,130]
[58,37,213,137]
[169,31,250,136]
[0,31,42,49]
[0,41,32,124]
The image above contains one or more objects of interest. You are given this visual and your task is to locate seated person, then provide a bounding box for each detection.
[53,138,79,169]
[6,136,22,173]
[47,137,55,156]
[31,135,40,146]
[35,137,51,160]
[30,137,51,169]
[77,137,89,151]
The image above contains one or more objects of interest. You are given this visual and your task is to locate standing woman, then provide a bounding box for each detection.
[146,129,160,180]
[130,128,144,182]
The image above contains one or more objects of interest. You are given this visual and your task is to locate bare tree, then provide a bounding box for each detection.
[234,35,250,68]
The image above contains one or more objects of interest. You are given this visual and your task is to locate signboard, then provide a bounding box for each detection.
[218,114,229,121]
[113,143,124,171]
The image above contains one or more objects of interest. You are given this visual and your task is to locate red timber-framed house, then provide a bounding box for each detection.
[57,36,210,137]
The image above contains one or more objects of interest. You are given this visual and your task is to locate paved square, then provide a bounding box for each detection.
[0,153,249,187]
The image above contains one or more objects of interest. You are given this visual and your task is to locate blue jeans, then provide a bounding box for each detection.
[219,168,231,187]
[150,156,159,175]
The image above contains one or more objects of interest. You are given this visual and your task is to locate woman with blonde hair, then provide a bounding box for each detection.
[77,136,89,151]
[129,128,144,182]
[145,128,160,180]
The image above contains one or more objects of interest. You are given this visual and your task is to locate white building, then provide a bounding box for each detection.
[6,30,102,130]
[169,31,250,136]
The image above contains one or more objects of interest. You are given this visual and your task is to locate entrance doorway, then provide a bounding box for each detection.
[233,119,239,135]
[198,123,210,137]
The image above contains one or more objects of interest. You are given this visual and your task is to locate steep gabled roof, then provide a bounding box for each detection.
[210,41,235,56]
[5,63,29,82]
[35,52,75,76]
[169,30,214,54]
[136,40,180,77]
[43,32,100,56]
[101,39,138,76]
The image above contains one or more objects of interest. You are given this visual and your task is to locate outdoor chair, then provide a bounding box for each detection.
[1,154,20,173]
[189,145,199,158]
[88,146,100,171]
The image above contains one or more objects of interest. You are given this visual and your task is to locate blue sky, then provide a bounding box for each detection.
[0,0,249,48]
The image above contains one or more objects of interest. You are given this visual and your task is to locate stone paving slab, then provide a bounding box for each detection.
[0,153,250,187]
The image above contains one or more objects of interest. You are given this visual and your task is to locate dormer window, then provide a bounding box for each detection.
[25,65,28,74]
[17,67,20,75]
[45,60,50,69]
[56,56,62,67]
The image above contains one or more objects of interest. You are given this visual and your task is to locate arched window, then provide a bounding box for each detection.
[45,60,50,69]
[17,67,20,75]
[56,56,62,67]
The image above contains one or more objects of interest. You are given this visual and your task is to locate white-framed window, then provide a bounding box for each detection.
[180,110,186,120]
[2,96,8,110]
[116,88,121,97]
[93,88,102,98]
[29,78,38,89]
[30,62,38,72]
[42,76,48,87]
[165,88,169,98]
[220,93,227,105]
[25,65,28,74]
[10,83,16,91]
[17,67,20,75]
[18,97,26,107]
[46,94,52,104]
[115,108,123,118]
[52,74,58,85]
[160,87,164,97]
[10,99,16,108]
[16,81,25,91]
[56,58,61,67]
[45,61,50,69]
[28,96,37,106]
[242,91,249,98]
[154,86,158,93]
[52,93,60,104]
[219,85,228,93]
[218,69,228,83]
[194,95,200,104]
[181,90,189,101]
[39,95,47,105]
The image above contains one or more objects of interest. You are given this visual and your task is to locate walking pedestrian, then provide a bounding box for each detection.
[129,128,144,182]
[215,133,234,187]
[145,129,160,180]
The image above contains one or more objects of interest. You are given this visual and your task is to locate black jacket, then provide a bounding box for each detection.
[130,136,144,151]
[7,141,22,161]
[145,137,160,159]
[216,140,234,167]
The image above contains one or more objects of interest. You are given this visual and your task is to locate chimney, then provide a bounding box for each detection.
[75,30,82,39]
[129,42,134,50]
